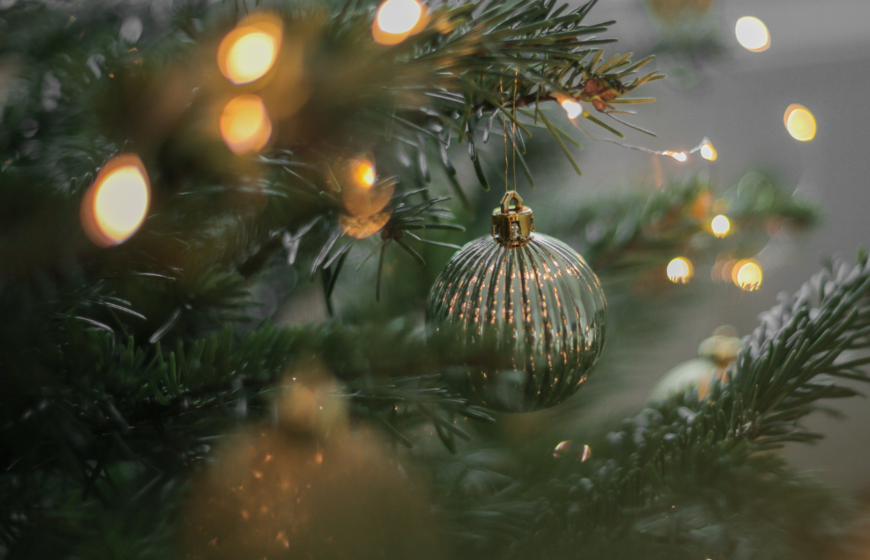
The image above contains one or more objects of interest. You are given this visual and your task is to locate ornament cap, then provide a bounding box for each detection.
[492,191,535,245]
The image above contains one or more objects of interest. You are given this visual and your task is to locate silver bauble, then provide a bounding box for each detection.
[427,192,607,412]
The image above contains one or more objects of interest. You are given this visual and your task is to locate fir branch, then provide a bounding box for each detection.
[442,252,870,559]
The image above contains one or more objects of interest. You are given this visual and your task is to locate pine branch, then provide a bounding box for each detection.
[559,172,819,277]
[440,252,870,558]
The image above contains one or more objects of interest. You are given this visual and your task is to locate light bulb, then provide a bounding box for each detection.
[339,211,392,239]
[700,139,717,161]
[353,159,376,188]
[373,0,427,45]
[81,154,150,247]
[734,260,763,291]
[784,104,816,142]
[668,151,688,162]
[377,0,422,34]
[561,99,583,120]
[217,14,282,85]
[220,94,273,154]
[735,16,770,52]
[667,257,694,284]
[711,214,731,237]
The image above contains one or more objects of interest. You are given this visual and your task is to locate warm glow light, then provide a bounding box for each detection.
[784,104,816,142]
[376,0,422,34]
[343,176,395,219]
[353,159,376,188]
[667,257,694,284]
[711,214,731,237]
[220,94,272,154]
[735,16,770,52]
[734,260,763,291]
[81,154,150,247]
[700,140,717,161]
[339,210,392,239]
[561,99,583,120]
[217,15,282,85]
[373,0,427,45]
[668,151,688,162]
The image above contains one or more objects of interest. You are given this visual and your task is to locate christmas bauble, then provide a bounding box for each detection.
[650,328,744,401]
[427,192,607,412]
[180,374,442,560]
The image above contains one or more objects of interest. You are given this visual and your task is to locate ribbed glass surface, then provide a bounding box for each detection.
[427,233,607,412]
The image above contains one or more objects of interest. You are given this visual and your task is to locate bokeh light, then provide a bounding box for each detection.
[217,15,283,85]
[711,215,731,238]
[343,177,395,219]
[81,154,150,247]
[667,257,694,284]
[669,151,688,162]
[340,211,392,239]
[733,259,763,291]
[220,94,273,154]
[784,104,816,142]
[700,139,717,161]
[735,16,770,52]
[376,0,422,33]
[352,158,376,189]
[373,0,426,45]
[561,99,583,120]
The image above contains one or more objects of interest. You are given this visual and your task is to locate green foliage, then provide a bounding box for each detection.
[433,252,870,559]
[558,171,819,278]
[0,0,864,558]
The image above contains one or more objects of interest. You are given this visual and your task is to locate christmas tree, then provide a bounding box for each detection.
[1,0,867,558]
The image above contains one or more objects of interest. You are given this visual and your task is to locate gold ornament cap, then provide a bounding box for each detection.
[492,191,535,246]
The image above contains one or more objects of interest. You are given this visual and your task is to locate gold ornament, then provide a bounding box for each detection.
[650,327,744,401]
[181,370,442,560]
[427,192,607,413]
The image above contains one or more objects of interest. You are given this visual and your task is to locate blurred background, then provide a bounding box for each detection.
[578,0,870,495]
[277,0,870,495]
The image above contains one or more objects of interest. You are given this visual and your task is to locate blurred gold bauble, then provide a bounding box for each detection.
[181,367,441,560]
[427,192,607,413]
[180,427,441,560]
[650,327,744,401]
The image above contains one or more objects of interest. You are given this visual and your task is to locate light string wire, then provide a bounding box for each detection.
[566,116,713,162]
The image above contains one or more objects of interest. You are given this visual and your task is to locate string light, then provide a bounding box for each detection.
[699,138,717,161]
[81,154,150,247]
[220,94,272,154]
[568,117,716,165]
[735,16,770,52]
[373,0,427,45]
[667,257,694,284]
[343,176,394,219]
[733,259,763,291]
[352,158,376,189]
[784,104,816,142]
[339,211,392,239]
[560,99,584,120]
[217,14,283,85]
[711,215,731,238]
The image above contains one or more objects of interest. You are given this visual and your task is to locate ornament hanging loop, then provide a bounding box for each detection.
[492,190,535,246]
